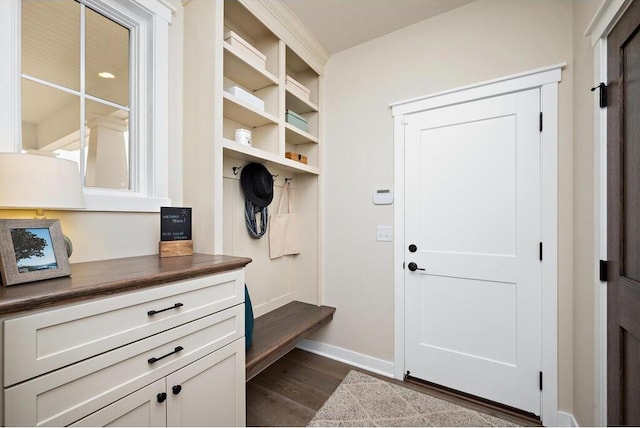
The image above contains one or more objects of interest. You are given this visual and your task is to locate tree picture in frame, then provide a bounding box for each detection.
[0,219,71,286]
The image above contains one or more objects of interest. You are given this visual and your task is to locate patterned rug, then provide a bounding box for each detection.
[308,370,519,427]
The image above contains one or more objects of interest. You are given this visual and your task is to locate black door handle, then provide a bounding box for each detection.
[172,385,182,395]
[408,262,425,272]
[157,392,167,403]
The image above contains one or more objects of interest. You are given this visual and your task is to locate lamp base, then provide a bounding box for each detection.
[63,235,73,257]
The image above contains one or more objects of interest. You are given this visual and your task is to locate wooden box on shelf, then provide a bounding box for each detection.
[285,151,308,164]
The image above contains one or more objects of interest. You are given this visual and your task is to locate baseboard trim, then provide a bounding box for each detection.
[296,339,394,378]
[557,411,579,427]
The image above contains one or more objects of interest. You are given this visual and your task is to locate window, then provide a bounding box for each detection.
[0,0,172,212]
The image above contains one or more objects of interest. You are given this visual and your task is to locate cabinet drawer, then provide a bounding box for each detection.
[4,269,244,387]
[5,304,244,427]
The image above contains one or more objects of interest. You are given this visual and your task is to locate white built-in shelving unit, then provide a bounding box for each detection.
[184,0,328,317]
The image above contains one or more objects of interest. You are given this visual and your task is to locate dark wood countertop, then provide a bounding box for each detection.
[0,253,252,316]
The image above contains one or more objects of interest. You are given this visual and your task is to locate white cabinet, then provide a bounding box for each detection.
[2,264,246,427]
[72,340,245,427]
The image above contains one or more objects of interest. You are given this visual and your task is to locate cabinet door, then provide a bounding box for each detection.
[166,338,245,427]
[71,379,166,427]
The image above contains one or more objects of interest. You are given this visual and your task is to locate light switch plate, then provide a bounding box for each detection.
[377,226,392,242]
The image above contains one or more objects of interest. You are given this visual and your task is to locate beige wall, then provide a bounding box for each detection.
[320,0,577,414]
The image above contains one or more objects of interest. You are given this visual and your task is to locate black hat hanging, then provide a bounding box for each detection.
[240,163,274,238]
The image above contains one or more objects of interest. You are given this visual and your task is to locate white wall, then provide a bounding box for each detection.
[319,0,576,413]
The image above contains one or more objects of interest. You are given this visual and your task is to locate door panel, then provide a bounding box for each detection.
[405,89,542,415]
[419,276,517,365]
[607,0,640,424]
[623,28,640,284]
[419,116,517,256]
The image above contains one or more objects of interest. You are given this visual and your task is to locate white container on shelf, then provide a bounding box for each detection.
[225,85,265,111]
[234,128,252,146]
[286,75,311,103]
[224,30,266,71]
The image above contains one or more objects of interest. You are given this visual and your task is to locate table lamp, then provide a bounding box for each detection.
[0,153,85,256]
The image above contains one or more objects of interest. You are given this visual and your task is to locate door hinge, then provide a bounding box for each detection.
[403,262,405,270]
[539,371,543,391]
[591,82,608,109]
[539,242,543,261]
[599,260,608,282]
[539,112,543,132]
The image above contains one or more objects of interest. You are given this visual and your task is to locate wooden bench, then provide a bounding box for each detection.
[245,301,336,381]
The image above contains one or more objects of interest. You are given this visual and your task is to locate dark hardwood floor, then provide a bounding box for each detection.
[246,348,542,427]
[246,348,350,426]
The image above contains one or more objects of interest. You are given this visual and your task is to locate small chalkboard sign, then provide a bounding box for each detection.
[160,207,192,242]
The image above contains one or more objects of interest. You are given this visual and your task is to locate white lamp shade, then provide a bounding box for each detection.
[0,153,85,210]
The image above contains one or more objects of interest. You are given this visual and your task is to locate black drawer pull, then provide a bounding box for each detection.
[157,392,167,403]
[147,302,183,316]
[148,346,184,364]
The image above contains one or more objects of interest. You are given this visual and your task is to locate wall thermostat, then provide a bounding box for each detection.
[373,188,393,205]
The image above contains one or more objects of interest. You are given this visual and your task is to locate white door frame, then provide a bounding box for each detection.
[585,1,634,425]
[391,64,563,426]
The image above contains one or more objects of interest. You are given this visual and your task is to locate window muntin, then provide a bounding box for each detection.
[21,0,131,191]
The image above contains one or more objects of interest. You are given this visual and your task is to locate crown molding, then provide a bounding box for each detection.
[239,0,329,75]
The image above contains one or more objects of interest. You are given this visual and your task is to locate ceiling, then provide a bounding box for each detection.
[281,0,474,54]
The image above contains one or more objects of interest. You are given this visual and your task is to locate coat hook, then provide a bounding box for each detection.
[272,174,278,181]
[285,177,293,183]
[232,166,242,176]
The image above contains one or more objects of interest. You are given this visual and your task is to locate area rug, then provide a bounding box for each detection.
[308,370,518,427]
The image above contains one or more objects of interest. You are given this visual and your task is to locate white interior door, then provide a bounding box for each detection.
[404,89,542,415]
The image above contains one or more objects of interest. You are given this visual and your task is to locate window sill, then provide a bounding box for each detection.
[83,191,171,213]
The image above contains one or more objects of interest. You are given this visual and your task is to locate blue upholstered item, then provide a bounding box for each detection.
[245,284,254,350]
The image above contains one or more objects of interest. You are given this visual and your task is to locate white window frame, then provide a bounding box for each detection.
[0,0,172,212]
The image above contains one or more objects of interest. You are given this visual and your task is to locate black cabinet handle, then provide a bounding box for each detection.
[172,385,182,395]
[157,392,167,403]
[148,302,183,316]
[148,346,184,364]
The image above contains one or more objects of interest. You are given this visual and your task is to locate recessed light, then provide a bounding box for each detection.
[98,72,115,79]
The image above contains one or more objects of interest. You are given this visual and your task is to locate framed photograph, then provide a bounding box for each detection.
[0,219,71,286]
